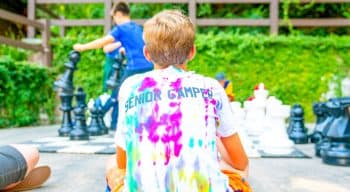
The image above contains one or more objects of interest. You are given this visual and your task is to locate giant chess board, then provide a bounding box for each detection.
[20,133,116,155]
[19,133,310,158]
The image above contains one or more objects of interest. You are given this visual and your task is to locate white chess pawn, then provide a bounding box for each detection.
[254,83,269,104]
[243,82,269,137]
[230,102,245,127]
[244,99,266,137]
[86,94,113,128]
[263,96,283,131]
[86,98,95,125]
[259,104,294,155]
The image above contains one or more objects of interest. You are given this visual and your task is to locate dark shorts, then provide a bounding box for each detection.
[0,145,27,189]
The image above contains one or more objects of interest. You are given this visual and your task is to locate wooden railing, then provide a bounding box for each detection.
[0,9,51,67]
[27,0,350,36]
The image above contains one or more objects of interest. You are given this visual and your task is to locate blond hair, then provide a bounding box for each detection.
[143,10,195,67]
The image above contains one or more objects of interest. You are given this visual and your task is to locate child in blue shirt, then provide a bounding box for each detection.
[73,1,153,130]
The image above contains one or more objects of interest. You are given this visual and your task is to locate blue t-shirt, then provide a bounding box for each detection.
[106,44,120,59]
[109,22,153,70]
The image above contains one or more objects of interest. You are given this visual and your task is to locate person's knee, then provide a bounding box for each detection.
[10,145,39,173]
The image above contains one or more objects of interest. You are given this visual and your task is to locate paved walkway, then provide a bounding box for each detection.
[1,125,349,192]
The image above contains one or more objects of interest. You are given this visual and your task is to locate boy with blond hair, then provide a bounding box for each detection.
[109,10,251,192]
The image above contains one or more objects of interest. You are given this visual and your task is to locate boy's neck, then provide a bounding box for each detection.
[117,17,131,25]
[154,63,187,71]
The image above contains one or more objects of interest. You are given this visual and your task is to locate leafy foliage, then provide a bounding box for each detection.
[0,57,56,128]
[48,34,350,121]
[51,37,106,100]
[1,34,350,126]
[189,33,350,121]
[39,2,350,37]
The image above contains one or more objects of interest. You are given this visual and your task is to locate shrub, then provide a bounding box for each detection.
[2,34,349,126]
[190,33,350,121]
[0,57,56,128]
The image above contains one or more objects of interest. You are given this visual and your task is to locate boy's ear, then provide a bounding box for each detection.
[188,45,196,61]
[143,46,152,62]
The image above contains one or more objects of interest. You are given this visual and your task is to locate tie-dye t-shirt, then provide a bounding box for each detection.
[115,66,237,192]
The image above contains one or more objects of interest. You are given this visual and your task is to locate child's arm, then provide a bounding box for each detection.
[103,42,122,53]
[220,133,248,171]
[217,136,249,178]
[116,146,127,169]
[73,35,114,52]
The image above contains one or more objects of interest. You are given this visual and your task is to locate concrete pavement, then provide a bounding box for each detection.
[1,125,349,192]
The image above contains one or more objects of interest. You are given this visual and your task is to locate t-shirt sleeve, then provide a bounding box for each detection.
[109,26,120,41]
[114,79,128,150]
[213,80,237,137]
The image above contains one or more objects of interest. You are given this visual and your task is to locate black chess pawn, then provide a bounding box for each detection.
[70,88,89,140]
[88,106,104,136]
[287,104,298,135]
[288,104,308,144]
[322,97,350,166]
[310,102,328,143]
[97,106,109,135]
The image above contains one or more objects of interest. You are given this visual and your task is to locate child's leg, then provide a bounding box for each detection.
[103,57,114,92]
[1,145,39,190]
[105,155,115,192]
[105,155,125,192]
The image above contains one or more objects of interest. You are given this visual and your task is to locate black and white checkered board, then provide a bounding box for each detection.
[21,134,116,154]
[20,134,310,158]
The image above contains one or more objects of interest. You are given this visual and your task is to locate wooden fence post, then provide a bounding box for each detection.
[41,19,51,67]
[59,16,65,37]
[104,0,112,34]
[188,0,196,25]
[269,0,279,35]
[27,0,36,38]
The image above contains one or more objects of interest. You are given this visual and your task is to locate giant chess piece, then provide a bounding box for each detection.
[322,97,350,166]
[260,98,294,155]
[287,104,298,135]
[57,91,74,136]
[231,102,260,158]
[87,106,104,136]
[54,51,80,92]
[106,53,126,90]
[97,106,109,135]
[55,51,80,137]
[314,103,335,157]
[310,102,328,143]
[288,104,308,144]
[244,83,268,137]
[70,87,89,140]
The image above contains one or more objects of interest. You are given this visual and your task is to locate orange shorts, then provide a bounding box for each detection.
[107,168,251,192]
[222,169,252,192]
